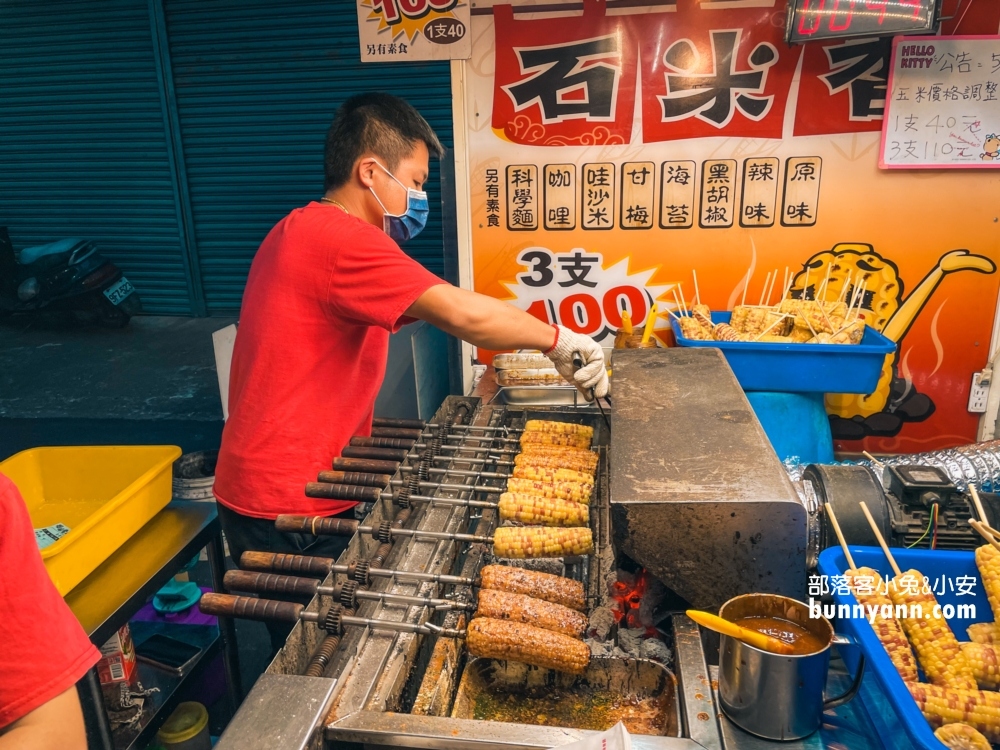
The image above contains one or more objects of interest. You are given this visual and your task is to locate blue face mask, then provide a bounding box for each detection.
[370,161,429,243]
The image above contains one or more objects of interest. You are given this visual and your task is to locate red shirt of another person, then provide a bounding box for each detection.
[214,203,445,519]
[0,473,100,729]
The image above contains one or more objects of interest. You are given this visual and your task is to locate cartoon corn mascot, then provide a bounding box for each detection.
[790,244,995,439]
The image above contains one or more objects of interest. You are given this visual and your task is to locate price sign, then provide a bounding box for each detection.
[786,0,937,44]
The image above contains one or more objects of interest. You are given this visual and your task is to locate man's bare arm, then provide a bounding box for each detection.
[0,687,88,750]
[406,284,557,351]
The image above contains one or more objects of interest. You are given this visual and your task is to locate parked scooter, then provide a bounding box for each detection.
[0,227,142,327]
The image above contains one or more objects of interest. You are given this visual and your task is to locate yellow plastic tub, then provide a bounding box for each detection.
[1,445,182,595]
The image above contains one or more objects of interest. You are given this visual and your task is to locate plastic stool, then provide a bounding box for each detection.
[745,391,834,465]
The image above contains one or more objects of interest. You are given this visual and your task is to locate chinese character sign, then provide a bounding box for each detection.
[880,37,1000,168]
[357,0,470,62]
[465,2,1000,454]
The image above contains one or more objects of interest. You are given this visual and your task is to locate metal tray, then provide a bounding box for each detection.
[497,386,584,407]
[493,353,553,370]
[452,656,679,737]
[495,368,567,387]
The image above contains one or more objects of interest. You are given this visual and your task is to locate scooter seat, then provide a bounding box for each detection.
[18,238,89,266]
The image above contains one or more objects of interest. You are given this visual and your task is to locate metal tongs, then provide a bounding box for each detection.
[572,352,611,430]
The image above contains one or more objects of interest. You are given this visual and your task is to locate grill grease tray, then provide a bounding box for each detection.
[451,657,680,738]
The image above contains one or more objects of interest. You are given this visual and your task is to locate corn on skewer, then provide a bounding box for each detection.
[889,570,977,690]
[934,724,993,750]
[844,567,918,682]
[493,526,593,558]
[961,642,1000,690]
[968,622,997,645]
[975,544,1000,625]
[907,682,1000,743]
[498,493,589,527]
[516,446,598,472]
[511,464,594,486]
[520,431,592,450]
[505,478,592,504]
[467,617,590,674]
[474,589,588,638]
[478,564,585,612]
[524,420,594,440]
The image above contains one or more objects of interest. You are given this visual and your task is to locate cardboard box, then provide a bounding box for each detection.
[97,624,136,684]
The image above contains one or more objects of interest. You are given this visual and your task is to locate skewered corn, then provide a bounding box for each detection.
[524,420,593,441]
[907,682,1000,743]
[511,464,595,486]
[520,431,592,450]
[479,564,585,611]
[968,622,997,645]
[934,724,993,750]
[845,567,918,682]
[493,526,594,558]
[890,570,977,690]
[515,446,599,473]
[962,642,1000,690]
[505,478,592,504]
[498,493,589,527]
[475,588,588,638]
[467,617,591,674]
[975,545,1000,623]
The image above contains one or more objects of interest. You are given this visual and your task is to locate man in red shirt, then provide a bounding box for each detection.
[0,473,100,748]
[213,94,608,647]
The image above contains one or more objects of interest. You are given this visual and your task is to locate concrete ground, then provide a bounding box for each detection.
[0,315,232,459]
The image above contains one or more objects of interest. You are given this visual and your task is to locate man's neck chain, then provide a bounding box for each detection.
[320,197,350,214]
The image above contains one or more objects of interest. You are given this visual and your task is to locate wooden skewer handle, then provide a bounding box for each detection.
[332,457,401,474]
[370,426,424,440]
[371,417,426,429]
[239,551,332,578]
[341,445,410,462]
[224,570,319,598]
[317,470,391,488]
[200,592,303,623]
[275,514,360,537]
[350,436,416,450]
[305,482,382,502]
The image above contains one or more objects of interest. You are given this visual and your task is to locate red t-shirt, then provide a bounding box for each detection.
[214,202,445,519]
[0,473,100,729]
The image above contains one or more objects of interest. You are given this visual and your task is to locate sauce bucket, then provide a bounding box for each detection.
[717,593,865,740]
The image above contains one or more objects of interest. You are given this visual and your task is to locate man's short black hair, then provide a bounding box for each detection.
[324,93,444,191]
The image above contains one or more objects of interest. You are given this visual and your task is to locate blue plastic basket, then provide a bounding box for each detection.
[817,546,990,750]
[670,312,896,393]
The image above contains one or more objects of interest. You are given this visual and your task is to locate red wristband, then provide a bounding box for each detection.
[543,325,559,355]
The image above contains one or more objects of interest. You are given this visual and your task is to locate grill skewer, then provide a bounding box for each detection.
[223,570,473,611]
[199,593,466,638]
[275,515,493,544]
[239,551,475,587]
[305,480,500,508]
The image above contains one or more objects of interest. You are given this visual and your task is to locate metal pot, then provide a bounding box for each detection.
[717,593,865,741]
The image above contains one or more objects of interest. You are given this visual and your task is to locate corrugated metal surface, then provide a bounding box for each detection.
[0,0,194,314]
[164,0,454,315]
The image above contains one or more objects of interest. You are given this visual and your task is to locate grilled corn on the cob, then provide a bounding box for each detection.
[475,588,588,638]
[934,724,993,750]
[505,477,592,504]
[962,642,1000,690]
[511,465,595,486]
[478,564,585,611]
[907,682,1000,743]
[498,493,589,527]
[515,447,598,473]
[524,420,594,441]
[467,617,591,674]
[845,567,918,682]
[975,545,1000,623]
[493,526,594,558]
[520,431,592,450]
[890,571,977,690]
[968,622,997,645]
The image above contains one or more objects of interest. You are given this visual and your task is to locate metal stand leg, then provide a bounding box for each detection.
[79,667,114,750]
[207,530,243,712]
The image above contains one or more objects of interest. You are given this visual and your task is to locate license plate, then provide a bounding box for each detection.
[103,277,135,306]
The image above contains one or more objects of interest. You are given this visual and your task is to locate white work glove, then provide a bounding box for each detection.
[545,326,609,400]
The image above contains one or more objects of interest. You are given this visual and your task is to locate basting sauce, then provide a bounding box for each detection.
[735,616,828,655]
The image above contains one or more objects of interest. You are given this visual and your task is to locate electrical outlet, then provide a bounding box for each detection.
[969,372,990,413]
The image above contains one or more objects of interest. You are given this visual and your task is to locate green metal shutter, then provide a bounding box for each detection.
[0,0,195,315]
[163,0,454,315]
